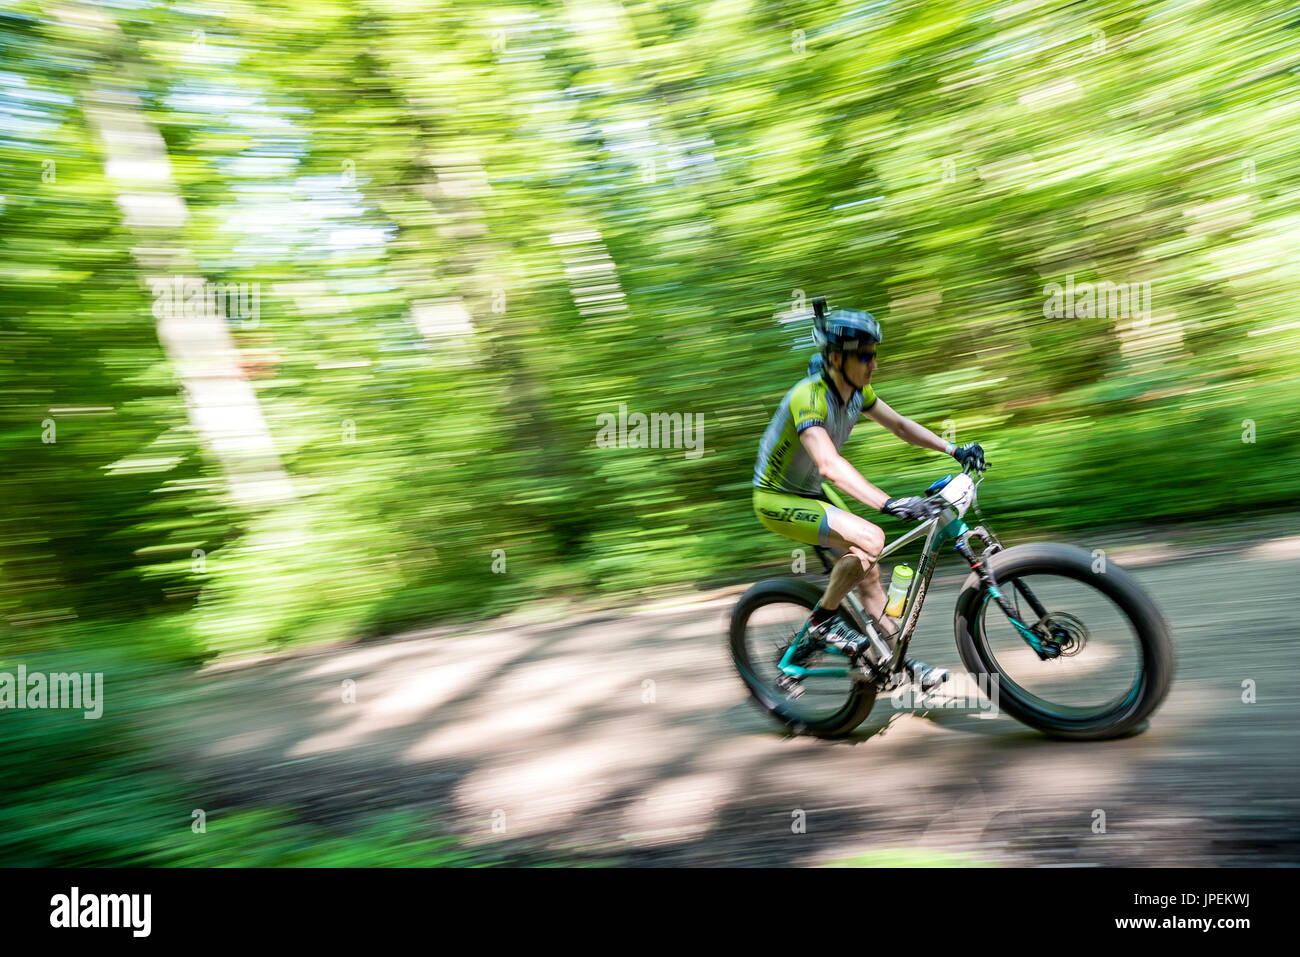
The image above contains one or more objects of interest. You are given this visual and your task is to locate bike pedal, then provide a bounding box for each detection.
[920,670,950,693]
[905,659,950,692]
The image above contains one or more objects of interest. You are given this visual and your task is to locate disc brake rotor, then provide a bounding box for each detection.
[1039,611,1088,657]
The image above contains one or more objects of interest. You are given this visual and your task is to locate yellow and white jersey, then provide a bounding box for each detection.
[752,369,876,496]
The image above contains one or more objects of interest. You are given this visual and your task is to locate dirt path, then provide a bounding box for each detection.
[162,534,1300,866]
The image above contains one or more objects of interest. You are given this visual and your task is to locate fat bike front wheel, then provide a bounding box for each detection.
[954,543,1174,740]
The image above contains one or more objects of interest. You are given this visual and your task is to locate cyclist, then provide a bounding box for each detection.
[751,298,985,693]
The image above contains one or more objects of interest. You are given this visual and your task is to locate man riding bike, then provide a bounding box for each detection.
[751,297,986,695]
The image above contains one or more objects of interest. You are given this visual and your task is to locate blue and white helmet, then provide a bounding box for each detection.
[811,298,882,354]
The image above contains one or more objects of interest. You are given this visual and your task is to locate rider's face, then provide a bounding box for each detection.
[839,349,876,387]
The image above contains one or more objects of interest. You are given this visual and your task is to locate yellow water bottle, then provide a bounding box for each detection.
[885,564,913,618]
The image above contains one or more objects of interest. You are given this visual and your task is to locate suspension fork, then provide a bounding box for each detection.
[953,527,1058,658]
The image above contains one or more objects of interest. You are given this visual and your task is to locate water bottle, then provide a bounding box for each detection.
[885,564,913,619]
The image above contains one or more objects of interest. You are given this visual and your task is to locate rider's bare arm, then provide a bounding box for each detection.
[862,397,951,455]
[799,426,891,510]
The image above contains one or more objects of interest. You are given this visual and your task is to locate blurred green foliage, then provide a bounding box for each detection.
[5,0,1299,658]
[0,645,480,866]
[2,0,1299,864]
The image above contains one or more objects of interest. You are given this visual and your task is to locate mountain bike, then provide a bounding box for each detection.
[729,462,1174,739]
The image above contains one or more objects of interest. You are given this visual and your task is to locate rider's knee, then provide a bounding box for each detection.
[846,546,873,576]
[852,524,885,559]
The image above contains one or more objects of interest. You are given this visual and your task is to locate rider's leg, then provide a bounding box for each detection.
[828,512,946,688]
[854,562,899,643]
[854,560,888,622]
[820,548,871,613]
[753,487,892,640]
[818,564,899,651]
[818,510,887,621]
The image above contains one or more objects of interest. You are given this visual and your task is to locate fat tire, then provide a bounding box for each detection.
[953,543,1174,740]
[729,577,877,738]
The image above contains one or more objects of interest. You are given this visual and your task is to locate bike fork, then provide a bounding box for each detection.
[953,530,1059,658]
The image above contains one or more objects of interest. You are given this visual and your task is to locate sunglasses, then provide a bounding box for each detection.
[851,350,877,363]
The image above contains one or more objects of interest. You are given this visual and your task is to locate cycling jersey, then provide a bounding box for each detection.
[752,369,877,496]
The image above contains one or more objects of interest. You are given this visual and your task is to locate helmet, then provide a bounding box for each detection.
[811,297,881,354]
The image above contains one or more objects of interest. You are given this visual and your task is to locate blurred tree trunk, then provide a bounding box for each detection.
[52,2,295,510]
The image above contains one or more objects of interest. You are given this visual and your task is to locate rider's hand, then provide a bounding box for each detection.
[952,442,986,472]
[881,496,941,522]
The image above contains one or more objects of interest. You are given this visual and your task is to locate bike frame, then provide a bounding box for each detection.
[778,468,1056,682]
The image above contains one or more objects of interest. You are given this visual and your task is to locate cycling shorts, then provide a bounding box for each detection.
[752,488,847,548]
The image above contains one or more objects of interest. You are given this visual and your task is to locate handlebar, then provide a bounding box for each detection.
[921,459,987,502]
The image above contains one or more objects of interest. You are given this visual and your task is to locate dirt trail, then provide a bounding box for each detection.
[163,534,1300,866]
